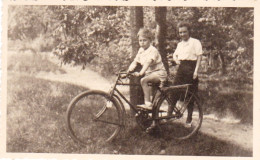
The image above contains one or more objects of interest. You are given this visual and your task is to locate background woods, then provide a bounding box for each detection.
[8,6,253,82]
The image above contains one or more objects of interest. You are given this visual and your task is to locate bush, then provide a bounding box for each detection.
[7,51,65,75]
[8,35,58,53]
[89,37,132,78]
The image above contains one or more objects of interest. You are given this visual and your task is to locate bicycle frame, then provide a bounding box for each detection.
[108,72,144,113]
[107,72,194,116]
[66,72,203,145]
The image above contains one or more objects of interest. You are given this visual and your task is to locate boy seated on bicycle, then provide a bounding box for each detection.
[127,28,167,109]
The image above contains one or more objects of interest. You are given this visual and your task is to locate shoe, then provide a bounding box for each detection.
[186,117,192,124]
[160,118,174,124]
[146,123,156,133]
[137,103,152,110]
[184,122,192,128]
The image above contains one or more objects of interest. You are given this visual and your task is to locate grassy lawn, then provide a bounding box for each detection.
[6,51,252,156]
[199,78,253,124]
[6,73,252,155]
[7,73,88,153]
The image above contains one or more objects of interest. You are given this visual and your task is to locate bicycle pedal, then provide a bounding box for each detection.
[146,124,156,133]
[137,104,153,110]
[160,119,168,124]
[137,107,153,111]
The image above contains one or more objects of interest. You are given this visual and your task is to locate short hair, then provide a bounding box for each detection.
[137,28,153,41]
[177,21,190,32]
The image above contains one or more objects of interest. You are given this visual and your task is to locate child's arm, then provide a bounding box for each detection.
[127,61,138,73]
[135,60,152,76]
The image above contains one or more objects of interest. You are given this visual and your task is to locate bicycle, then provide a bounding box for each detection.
[66,71,203,145]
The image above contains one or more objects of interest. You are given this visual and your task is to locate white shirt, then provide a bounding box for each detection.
[134,45,165,74]
[173,37,203,61]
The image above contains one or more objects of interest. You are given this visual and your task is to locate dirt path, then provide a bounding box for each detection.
[37,56,112,91]
[201,116,252,151]
[37,55,252,152]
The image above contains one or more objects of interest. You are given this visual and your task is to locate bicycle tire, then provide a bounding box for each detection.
[154,90,203,140]
[66,90,123,145]
[113,94,126,127]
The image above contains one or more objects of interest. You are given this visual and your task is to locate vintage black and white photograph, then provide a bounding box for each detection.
[2,0,258,158]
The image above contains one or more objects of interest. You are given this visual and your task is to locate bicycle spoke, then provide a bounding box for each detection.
[93,118,122,126]
[67,90,122,145]
[155,91,203,140]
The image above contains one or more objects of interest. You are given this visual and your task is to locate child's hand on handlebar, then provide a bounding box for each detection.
[132,72,141,77]
[126,69,134,74]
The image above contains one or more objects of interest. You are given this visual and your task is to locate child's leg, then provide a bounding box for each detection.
[141,72,167,132]
[140,73,161,105]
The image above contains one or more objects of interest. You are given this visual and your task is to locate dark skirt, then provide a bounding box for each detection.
[170,60,199,120]
[174,60,198,93]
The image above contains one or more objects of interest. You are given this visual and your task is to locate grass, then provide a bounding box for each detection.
[7,73,88,153]
[6,73,252,156]
[199,78,253,124]
[6,50,253,155]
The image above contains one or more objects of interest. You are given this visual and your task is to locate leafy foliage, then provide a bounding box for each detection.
[8,6,52,40]
[8,6,253,82]
[51,6,131,73]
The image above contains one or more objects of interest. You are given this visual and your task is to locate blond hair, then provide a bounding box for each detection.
[137,28,153,41]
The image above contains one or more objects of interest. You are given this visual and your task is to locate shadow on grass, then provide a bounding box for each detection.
[199,80,253,124]
[109,119,252,156]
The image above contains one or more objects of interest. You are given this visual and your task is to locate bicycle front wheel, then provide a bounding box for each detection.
[155,91,203,140]
[66,90,123,145]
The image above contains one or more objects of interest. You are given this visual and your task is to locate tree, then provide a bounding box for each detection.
[155,7,169,74]
[8,6,52,40]
[129,7,144,106]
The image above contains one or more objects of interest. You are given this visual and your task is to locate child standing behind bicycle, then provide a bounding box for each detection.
[127,28,167,109]
[169,21,203,126]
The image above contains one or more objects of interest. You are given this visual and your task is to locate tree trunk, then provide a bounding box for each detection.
[155,7,169,74]
[218,51,226,75]
[129,7,144,107]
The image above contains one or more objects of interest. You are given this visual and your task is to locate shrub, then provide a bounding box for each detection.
[8,35,58,53]
[89,37,132,78]
[7,52,65,75]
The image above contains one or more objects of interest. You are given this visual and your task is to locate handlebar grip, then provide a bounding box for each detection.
[118,71,130,79]
[120,74,128,79]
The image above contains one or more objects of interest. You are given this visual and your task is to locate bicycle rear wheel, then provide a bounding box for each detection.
[66,90,123,145]
[155,90,203,140]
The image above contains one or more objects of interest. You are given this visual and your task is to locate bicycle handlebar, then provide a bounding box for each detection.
[117,71,135,79]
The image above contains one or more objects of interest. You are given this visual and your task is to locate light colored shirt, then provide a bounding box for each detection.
[173,37,203,61]
[134,45,166,74]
